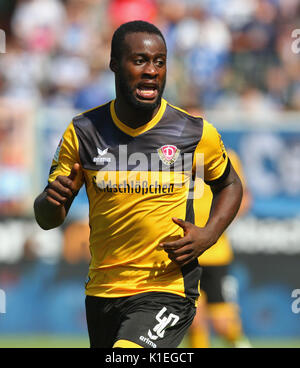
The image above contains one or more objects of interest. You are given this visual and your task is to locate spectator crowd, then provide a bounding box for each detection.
[0,0,299,115]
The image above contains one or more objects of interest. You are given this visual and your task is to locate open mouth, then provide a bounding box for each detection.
[136,84,158,100]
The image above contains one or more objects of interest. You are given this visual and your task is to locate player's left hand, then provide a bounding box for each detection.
[159,218,216,267]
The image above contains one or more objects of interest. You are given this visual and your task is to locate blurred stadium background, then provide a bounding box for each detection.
[0,0,300,348]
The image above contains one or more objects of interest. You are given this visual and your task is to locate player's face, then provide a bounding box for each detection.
[117,32,167,111]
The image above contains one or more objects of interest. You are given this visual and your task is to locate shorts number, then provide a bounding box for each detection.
[148,307,179,340]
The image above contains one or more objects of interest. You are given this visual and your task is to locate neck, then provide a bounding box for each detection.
[114,97,161,129]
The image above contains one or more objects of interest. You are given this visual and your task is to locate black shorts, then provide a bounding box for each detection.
[200,265,230,304]
[85,292,196,348]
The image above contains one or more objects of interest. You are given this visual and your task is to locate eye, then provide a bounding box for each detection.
[134,58,144,65]
[155,59,165,67]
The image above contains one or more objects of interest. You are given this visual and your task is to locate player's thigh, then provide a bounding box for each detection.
[113,292,196,348]
[85,295,121,348]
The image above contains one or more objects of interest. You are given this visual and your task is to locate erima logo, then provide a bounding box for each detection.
[97,148,108,156]
[139,335,157,348]
[93,147,111,164]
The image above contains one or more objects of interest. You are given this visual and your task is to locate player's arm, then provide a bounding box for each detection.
[34,121,83,230]
[227,149,252,218]
[159,164,242,267]
[34,163,80,230]
[160,120,242,266]
[205,162,243,244]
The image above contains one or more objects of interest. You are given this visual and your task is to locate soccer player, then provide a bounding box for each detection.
[187,149,252,348]
[33,21,243,348]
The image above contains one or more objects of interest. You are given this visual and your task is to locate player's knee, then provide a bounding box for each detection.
[113,339,143,348]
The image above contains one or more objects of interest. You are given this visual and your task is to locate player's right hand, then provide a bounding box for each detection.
[45,163,80,207]
[159,217,217,267]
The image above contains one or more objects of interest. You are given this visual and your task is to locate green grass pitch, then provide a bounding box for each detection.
[0,335,299,348]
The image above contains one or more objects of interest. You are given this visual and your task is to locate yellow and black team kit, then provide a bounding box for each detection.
[48,98,230,348]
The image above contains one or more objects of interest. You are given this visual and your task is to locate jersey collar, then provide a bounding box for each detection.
[110,99,167,137]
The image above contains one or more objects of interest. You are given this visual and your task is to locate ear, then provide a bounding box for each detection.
[109,58,119,73]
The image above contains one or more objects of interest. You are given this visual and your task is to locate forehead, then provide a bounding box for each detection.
[122,32,166,56]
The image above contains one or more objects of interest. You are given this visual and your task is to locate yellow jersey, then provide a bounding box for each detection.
[48,99,229,300]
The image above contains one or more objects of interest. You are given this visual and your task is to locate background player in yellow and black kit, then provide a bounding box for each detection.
[187,149,252,348]
[33,21,243,348]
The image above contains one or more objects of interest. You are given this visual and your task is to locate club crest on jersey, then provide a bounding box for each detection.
[157,145,180,165]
